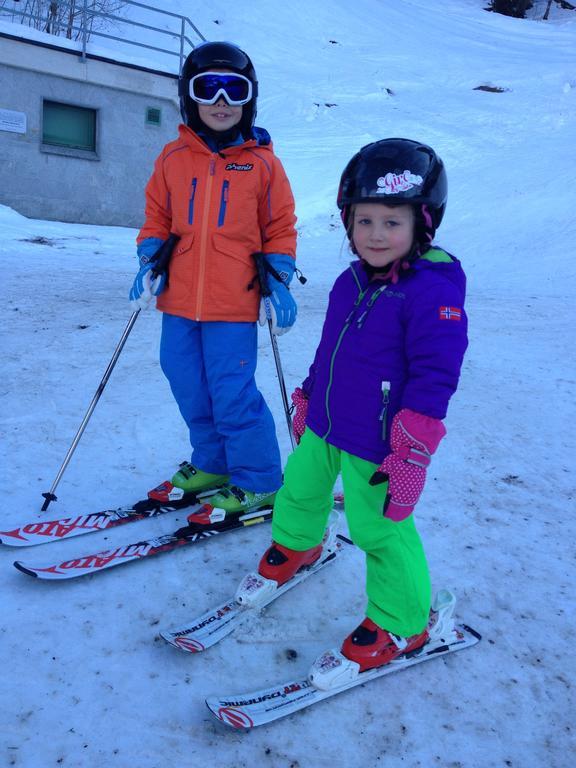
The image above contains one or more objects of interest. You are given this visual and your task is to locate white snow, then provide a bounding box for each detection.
[1,1,575,766]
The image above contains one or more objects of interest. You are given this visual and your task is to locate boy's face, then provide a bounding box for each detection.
[197,68,243,133]
[351,203,415,267]
[198,100,242,132]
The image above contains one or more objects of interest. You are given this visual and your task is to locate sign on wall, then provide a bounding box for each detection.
[0,109,27,134]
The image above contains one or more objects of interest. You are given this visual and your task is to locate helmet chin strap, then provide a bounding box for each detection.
[355,223,424,284]
[361,257,411,284]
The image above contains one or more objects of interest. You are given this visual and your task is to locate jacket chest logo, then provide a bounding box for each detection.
[225,163,254,171]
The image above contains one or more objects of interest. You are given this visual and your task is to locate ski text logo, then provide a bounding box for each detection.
[376,171,423,195]
[175,604,234,635]
[59,543,152,570]
[22,514,108,539]
[220,682,310,708]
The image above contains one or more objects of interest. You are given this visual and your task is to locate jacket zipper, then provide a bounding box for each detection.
[195,156,216,319]
[322,277,390,440]
[218,180,229,227]
[356,285,388,329]
[188,177,197,224]
[322,287,368,440]
[379,381,390,440]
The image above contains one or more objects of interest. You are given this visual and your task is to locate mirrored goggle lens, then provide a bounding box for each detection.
[189,73,252,105]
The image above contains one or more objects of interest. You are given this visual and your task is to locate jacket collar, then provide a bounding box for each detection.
[177,124,271,156]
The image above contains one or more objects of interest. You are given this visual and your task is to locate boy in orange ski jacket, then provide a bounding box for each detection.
[130,42,298,513]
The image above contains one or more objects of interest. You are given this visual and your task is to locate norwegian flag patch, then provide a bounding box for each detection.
[439,306,462,321]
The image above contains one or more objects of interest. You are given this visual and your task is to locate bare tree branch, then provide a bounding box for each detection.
[0,0,127,41]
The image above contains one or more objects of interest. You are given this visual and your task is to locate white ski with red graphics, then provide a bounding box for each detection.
[13,503,273,580]
[161,527,350,654]
[205,591,481,729]
[0,481,220,548]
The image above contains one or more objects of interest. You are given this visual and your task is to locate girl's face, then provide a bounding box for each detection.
[351,203,415,267]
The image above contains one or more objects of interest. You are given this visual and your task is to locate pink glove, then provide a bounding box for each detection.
[291,387,309,444]
[369,408,446,522]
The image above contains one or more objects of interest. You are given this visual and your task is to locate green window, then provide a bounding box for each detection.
[146,107,161,126]
[42,101,96,151]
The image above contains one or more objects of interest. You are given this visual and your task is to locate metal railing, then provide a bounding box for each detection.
[0,0,206,73]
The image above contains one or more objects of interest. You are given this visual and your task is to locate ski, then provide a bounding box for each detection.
[13,503,273,580]
[205,591,481,729]
[0,487,218,548]
[161,531,351,654]
[0,486,342,549]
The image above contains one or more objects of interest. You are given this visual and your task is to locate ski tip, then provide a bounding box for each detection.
[462,624,482,642]
[160,632,206,653]
[205,698,254,729]
[13,561,39,578]
[0,531,31,548]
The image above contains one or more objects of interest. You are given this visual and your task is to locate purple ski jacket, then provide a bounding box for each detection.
[302,248,468,464]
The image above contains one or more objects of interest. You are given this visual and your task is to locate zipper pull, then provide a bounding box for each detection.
[379,381,391,440]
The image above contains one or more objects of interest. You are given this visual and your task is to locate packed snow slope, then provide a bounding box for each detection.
[1,1,575,767]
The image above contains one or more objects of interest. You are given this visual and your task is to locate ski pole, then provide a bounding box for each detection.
[41,233,180,512]
[252,252,296,451]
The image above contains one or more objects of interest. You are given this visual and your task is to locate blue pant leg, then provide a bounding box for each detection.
[159,314,227,473]
[202,321,282,492]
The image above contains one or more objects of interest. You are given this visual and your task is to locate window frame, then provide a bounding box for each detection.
[40,98,99,161]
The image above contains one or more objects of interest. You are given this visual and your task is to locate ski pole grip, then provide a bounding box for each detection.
[151,233,180,279]
[252,252,272,297]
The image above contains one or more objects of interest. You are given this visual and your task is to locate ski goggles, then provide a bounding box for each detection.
[189,72,253,106]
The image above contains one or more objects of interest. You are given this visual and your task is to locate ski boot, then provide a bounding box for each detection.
[182,484,277,530]
[257,542,323,586]
[235,513,340,609]
[208,484,277,515]
[148,462,229,503]
[309,590,457,691]
[172,462,229,493]
[340,620,429,672]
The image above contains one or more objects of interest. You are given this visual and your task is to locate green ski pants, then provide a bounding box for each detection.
[272,429,431,636]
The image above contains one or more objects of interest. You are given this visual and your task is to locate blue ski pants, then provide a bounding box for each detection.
[159,314,282,492]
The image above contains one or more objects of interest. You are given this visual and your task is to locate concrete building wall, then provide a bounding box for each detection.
[0,34,182,227]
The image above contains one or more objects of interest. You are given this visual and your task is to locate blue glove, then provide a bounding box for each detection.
[136,237,165,267]
[258,253,297,336]
[129,237,166,310]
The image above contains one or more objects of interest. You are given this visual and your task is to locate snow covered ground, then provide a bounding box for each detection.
[1,1,575,766]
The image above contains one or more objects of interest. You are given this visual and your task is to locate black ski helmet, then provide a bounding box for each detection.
[337,138,448,248]
[178,41,258,137]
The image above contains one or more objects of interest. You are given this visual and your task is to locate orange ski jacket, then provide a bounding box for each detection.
[138,125,297,322]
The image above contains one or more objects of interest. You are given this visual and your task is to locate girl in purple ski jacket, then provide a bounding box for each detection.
[251,139,468,683]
